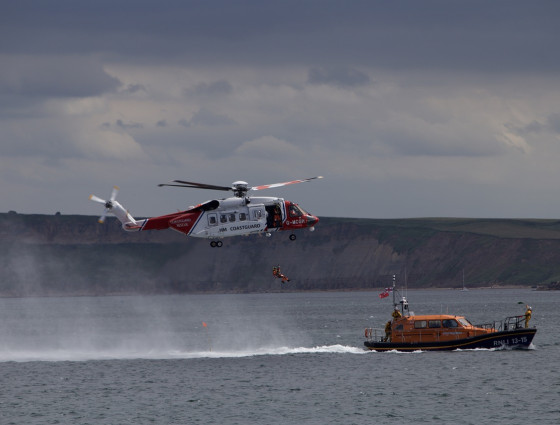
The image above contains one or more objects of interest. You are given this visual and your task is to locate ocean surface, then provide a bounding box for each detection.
[0,288,558,424]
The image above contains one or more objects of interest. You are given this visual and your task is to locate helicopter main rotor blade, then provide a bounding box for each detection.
[158,176,323,193]
[158,180,232,191]
[251,176,323,191]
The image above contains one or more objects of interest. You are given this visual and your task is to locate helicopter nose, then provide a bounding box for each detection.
[307,215,319,226]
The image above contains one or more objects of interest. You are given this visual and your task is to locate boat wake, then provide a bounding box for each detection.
[169,344,365,359]
[0,344,365,363]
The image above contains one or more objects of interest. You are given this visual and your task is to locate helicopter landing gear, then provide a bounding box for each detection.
[289,234,296,241]
[210,240,223,248]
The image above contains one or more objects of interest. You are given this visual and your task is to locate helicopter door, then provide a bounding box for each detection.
[248,206,267,231]
[265,204,283,228]
[249,206,266,222]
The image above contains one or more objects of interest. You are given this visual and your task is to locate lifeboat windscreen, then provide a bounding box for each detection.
[457,317,472,327]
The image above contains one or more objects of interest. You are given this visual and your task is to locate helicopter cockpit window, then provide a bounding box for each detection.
[220,214,228,223]
[288,204,304,218]
[228,213,236,222]
[239,213,247,221]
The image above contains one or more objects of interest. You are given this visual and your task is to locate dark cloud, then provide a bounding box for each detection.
[515,120,546,135]
[307,67,370,88]
[189,108,236,127]
[116,120,143,130]
[178,119,191,128]
[382,132,507,158]
[177,111,236,130]
[3,0,560,219]
[186,80,233,97]
[100,120,145,132]
[513,113,560,136]
[2,1,559,73]
[121,84,147,94]
[0,56,120,98]
[547,113,560,134]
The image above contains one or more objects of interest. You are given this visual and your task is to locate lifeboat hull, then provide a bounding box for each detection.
[365,327,537,352]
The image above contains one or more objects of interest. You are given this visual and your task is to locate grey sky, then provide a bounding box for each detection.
[2,1,560,219]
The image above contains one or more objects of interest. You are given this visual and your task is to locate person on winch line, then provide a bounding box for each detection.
[273,265,290,283]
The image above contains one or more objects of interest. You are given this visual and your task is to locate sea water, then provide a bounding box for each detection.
[0,289,558,424]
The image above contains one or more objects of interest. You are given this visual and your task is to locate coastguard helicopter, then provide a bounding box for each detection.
[89,176,322,247]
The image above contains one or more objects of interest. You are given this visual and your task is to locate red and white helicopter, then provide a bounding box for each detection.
[89,176,322,247]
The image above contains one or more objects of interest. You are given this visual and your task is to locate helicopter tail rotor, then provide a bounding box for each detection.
[89,185,137,227]
[89,186,119,223]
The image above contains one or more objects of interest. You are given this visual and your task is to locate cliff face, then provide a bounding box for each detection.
[2,213,560,296]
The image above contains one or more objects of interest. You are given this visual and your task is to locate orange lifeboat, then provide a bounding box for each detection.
[364,280,536,352]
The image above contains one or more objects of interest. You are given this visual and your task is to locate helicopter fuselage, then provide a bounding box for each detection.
[126,196,319,241]
[90,177,322,245]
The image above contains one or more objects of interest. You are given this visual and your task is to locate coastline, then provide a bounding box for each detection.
[0,284,539,299]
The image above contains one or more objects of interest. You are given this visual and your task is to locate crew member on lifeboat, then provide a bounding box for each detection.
[383,307,402,342]
[524,305,532,328]
[383,320,392,342]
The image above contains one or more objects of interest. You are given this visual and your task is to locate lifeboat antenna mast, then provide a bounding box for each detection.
[392,274,410,316]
